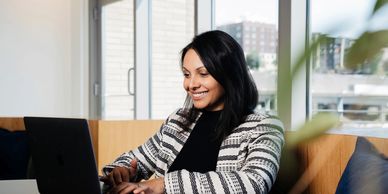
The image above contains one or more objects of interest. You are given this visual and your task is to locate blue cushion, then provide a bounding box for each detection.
[0,128,30,180]
[335,137,388,194]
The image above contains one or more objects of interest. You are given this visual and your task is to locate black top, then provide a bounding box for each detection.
[168,110,222,173]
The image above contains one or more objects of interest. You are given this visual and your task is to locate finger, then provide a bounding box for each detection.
[133,183,149,194]
[100,175,108,182]
[100,174,114,185]
[113,170,123,185]
[101,173,114,186]
[129,159,138,177]
[121,169,130,182]
[133,186,147,194]
[117,184,138,194]
[108,174,116,186]
[130,159,138,169]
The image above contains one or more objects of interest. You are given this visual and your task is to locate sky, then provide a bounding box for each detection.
[215,0,388,39]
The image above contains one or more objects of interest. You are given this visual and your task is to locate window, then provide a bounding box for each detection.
[310,0,388,129]
[215,0,279,113]
[95,0,194,119]
[151,0,195,119]
[100,0,135,119]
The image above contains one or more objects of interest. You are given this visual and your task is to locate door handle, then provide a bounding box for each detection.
[128,67,135,96]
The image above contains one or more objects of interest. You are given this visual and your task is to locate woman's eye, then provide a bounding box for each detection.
[200,72,209,76]
[183,73,190,77]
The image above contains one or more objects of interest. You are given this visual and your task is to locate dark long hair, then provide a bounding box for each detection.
[181,30,259,141]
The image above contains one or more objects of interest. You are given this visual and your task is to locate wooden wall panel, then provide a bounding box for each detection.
[0,117,25,131]
[96,120,164,174]
[293,135,347,194]
[298,134,388,194]
[88,120,99,164]
[309,135,342,194]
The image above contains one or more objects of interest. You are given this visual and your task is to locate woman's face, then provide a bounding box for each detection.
[182,49,225,111]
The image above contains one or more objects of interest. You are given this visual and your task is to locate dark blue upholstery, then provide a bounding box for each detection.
[0,128,30,180]
[336,137,388,194]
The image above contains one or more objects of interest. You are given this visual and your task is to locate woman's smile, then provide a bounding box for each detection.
[191,91,208,100]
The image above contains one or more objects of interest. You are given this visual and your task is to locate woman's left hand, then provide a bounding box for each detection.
[108,177,165,194]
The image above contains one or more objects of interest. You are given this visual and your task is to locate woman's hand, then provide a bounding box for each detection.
[100,159,138,186]
[109,177,165,194]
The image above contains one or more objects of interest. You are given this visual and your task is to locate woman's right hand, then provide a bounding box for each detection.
[100,159,138,186]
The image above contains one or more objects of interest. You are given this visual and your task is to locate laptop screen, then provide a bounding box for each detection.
[24,117,102,194]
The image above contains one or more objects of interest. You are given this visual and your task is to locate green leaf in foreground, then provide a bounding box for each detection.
[285,113,340,149]
[372,0,388,16]
[345,30,388,70]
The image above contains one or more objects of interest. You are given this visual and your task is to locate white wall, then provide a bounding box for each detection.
[0,0,89,118]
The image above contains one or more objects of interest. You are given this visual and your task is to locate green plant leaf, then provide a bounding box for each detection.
[372,0,388,16]
[291,35,329,77]
[285,113,339,149]
[345,30,388,70]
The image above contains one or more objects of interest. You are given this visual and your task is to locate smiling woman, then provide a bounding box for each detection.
[101,30,284,194]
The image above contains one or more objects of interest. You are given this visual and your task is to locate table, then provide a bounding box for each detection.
[0,179,107,194]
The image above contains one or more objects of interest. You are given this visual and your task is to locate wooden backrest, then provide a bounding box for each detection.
[94,120,164,173]
[0,117,25,131]
[297,134,388,194]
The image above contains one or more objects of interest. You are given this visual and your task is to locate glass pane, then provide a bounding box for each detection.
[151,0,195,119]
[310,0,388,130]
[101,0,135,119]
[215,0,279,114]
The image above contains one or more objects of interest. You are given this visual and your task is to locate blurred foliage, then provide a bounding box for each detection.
[365,51,383,75]
[345,30,388,69]
[372,0,388,14]
[285,113,339,149]
[284,0,388,149]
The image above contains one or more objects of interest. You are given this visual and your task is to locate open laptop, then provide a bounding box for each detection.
[24,117,106,194]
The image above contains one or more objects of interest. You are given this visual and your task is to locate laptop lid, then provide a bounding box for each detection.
[24,117,102,194]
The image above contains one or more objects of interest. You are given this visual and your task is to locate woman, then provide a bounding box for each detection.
[101,30,284,194]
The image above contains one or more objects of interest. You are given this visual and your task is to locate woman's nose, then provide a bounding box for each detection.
[189,77,200,90]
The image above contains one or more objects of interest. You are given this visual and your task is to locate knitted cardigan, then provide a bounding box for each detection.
[102,109,284,194]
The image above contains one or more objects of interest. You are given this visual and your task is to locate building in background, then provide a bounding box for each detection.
[216,21,279,114]
[311,33,388,75]
[217,21,278,71]
[311,33,355,73]
[310,33,388,126]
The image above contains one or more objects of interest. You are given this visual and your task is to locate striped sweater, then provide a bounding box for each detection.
[103,109,284,194]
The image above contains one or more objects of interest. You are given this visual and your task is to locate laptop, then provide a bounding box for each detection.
[24,117,106,194]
